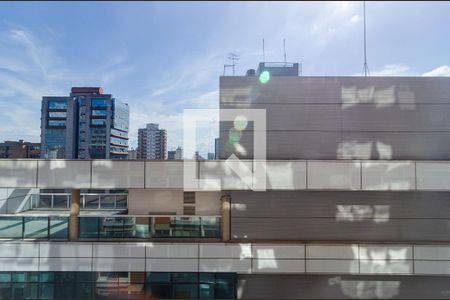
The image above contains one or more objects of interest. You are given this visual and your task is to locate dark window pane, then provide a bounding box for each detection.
[38,195,52,208]
[0,273,11,283]
[146,284,171,299]
[49,217,68,240]
[52,195,68,208]
[97,272,118,284]
[115,195,127,209]
[172,273,198,283]
[215,283,235,299]
[146,273,170,283]
[173,284,198,299]
[199,283,214,299]
[12,273,38,283]
[76,272,95,283]
[54,283,75,299]
[39,272,54,283]
[54,272,75,283]
[79,217,99,238]
[39,283,54,299]
[199,273,214,284]
[76,283,93,299]
[100,195,115,209]
[0,283,11,299]
[84,195,99,208]
[12,283,38,300]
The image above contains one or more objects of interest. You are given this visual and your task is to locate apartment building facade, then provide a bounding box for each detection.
[137,123,167,160]
[41,87,130,159]
[1,71,450,299]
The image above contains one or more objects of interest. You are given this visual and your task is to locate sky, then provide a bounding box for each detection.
[0,1,449,156]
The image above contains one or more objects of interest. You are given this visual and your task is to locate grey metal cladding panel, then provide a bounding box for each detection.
[219,130,450,160]
[230,191,450,219]
[231,218,450,242]
[221,104,342,131]
[341,132,450,160]
[219,131,341,160]
[220,76,342,105]
[342,104,450,131]
[339,76,450,103]
[238,274,450,299]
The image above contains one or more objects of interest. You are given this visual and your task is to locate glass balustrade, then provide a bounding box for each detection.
[0,215,220,240]
[0,216,68,239]
[32,194,128,210]
[79,216,221,239]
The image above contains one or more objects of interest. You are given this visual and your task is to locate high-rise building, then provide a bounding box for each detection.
[0,140,40,158]
[137,123,167,160]
[207,152,215,160]
[214,138,220,159]
[40,87,129,159]
[127,148,137,159]
[167,150,176,160]
[174,146,183,160]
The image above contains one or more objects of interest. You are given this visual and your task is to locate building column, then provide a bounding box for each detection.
[220,193,231,241]
[69,189,80,241]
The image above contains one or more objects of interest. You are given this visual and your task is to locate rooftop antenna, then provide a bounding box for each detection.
[227,52,239,76]
[283,38,287,65]
[262,38,265,62]
[362,0,370,76]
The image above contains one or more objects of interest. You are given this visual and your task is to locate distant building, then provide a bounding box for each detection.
[40,87,129,159]
[194,151,205,161]
[174,146,183,160]
[0,140,40,158]
[128,149,137,159]
[207,153,215,160]
[137,123,167,160]
[167,150,176,160]
[214,138,220,159]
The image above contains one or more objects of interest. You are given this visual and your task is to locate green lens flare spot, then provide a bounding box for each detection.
[233,115,248,131]
[259,70,270,84]
[228,129,242,145]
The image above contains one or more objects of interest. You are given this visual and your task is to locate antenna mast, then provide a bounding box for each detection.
[362,0,370,76]
[283,38,287,64]
[262,38,265,62]
[227,53,239,76]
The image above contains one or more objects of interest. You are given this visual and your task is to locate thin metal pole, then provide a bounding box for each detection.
[283,38,286,63]
[362,0,370,76]
[263,38,265,62]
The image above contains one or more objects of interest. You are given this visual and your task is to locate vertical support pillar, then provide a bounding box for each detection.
[69,189,80,241]
[221,193,231,241]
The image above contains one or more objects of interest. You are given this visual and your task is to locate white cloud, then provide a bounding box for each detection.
[422,65,450,76]
[357,64,412,76]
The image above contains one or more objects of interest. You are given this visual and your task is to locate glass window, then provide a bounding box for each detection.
[39,283,53,299]
[23,217,48,239]
[48,120,66,127]
[38,195,52,208]
[172,273,198,283]
[49,217,68,240]
[146,273,170,283]
[99,195,115,209]
[92,110,107,116]
[0,283,11,299]
[91,99,108,108]
[53,195,68,208]
[0,273,11,283]
[115,195,127,209]
[146,284,171,299]
[49,111,67,118]
[84,195,99,208]
[79,217,99,239]
[199,283,214,299]
[39,272,54,283]
[199,273,214,284]
[48,101,67,110]
[54,283,75,299]
[173,284,198,299]
[54,272,75,283]
[76,283,93,299]
[91,119,106,126]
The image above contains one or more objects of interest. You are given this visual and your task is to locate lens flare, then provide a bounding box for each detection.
[259,70,270,84]
[233,115,248,131]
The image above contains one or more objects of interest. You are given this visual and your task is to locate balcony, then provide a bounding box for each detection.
[0,215,221,240]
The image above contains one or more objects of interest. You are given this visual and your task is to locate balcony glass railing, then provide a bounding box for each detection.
[30,194,128,210]
[0,215,221,240]
[79,215,221,239]
[0,215,68,239]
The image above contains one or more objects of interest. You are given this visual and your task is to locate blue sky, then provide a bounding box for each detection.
[0,1,449,156]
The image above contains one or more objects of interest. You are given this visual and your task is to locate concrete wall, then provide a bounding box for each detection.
[220,76,450,160]
[230,191,450,242]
